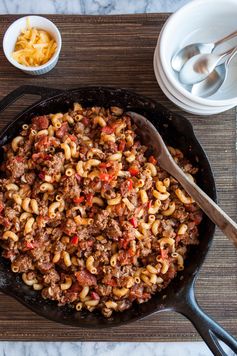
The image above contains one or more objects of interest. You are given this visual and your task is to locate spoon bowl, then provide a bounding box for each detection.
[171,43,214,72]
[179,47,234,85]
[191,46,237,98]
[191,65,225,98]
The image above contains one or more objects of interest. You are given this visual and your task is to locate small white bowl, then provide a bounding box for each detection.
[3,16,62,75]
[159,0,237,107]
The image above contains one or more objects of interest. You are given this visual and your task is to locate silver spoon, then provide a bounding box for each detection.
[127,111,237,248]
[191,46,237,98]
[171,30,237,72]
[179,46,237,85]
[179,48,235,85]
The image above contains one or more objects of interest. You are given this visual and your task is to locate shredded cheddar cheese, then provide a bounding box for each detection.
[12,19,57,67]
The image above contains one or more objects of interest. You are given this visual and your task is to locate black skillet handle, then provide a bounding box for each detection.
[0,85,64,113]
[177,281,237,356]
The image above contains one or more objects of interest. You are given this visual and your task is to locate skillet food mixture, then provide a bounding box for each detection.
[0,104,202,317]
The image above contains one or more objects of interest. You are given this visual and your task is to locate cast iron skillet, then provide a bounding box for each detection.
[0,85,236,356]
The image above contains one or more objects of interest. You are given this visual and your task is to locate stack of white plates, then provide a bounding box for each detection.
[153,0,237,115]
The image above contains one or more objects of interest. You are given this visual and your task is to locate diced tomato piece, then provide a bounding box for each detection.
[148,155,157,165]
[129,166,139,176]
[91,291,100,300]
[101,126,114,134]
[32,153,43,161]
[148,201,152,209]
[99,173,112,182]
[105,278,117,287]
[71,235,79,245]
[118,139,126,152]
[35,135,50,150]
[73,196,84,204]
[99,162,111,169]
[15,156,24,162]
[86,193,93,207]
[128,247,135,257]
[32,115,49,130]
[119,238,130,250]
[55,122,68,139]
[129,217,138,228]
[68,134,77,142]
[26,242,34,250]
[69,282,82,293]
[75,270,97,286]
[82,117,89,125]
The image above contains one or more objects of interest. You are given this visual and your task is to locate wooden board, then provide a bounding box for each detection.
[0,14,236,341]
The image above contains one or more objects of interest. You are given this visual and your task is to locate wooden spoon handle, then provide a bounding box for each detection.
[168,160,237,248]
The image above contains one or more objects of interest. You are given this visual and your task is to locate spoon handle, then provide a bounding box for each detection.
[215,29,237,47]
[226,46,237,65]
[166,158,237,248]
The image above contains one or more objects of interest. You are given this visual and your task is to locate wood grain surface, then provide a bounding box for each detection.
[0,14,236,342]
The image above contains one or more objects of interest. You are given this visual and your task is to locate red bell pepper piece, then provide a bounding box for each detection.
[148,155,157,165]
[128,247,135,257]
[129,217,138,228]
[102,126,114,134]
[71,235,79,245]
[99,173,112,182]
[127,178,133,190]
[129,166,139,176]
[73,196,84,204]
[99,162,111,169]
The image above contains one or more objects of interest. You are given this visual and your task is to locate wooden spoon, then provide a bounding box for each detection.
[127,111,237,248]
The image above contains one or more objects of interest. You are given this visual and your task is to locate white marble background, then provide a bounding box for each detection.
[0,1,236,356]
[0,340,231,356]
[0,0,190,14]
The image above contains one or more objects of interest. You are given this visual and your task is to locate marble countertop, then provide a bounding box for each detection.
[0,1,235,356]
[0,0,190,15]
